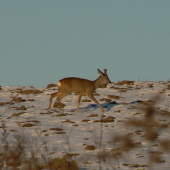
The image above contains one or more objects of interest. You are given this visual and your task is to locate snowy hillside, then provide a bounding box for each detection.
[1,81,170,170]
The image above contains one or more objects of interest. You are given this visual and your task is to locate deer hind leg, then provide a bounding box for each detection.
[48,91,60,109]
[86,93,105,112]
[56,92,68,103]
[77,95,82,112]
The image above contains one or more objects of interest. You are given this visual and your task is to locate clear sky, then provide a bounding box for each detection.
[1,1,170,87]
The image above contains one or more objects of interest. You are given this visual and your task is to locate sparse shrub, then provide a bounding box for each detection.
[0,120,79,170]
[115,80,134,85]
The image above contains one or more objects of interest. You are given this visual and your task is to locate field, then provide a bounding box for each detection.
[1,81,170,170]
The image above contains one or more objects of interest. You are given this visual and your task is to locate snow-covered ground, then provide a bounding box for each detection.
[1,81,170,170]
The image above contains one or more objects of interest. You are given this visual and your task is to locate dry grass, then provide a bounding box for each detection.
[0,120,79,170]
[43,157,79,170]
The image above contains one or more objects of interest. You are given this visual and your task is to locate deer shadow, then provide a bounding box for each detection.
[79,100,144,112]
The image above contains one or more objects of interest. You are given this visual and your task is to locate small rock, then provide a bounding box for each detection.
[16,106,27,110]
[28,99,35,101]
[33,89,43,94]
[0,102,5,106]
[82,99,91,102]
[53,102,66,110]
[85,145,97,150]
[14,97,25,103]
[46,84,57,88]
[22,90,34,94]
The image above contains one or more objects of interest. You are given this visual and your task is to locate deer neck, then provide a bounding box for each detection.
[94,76,103,89]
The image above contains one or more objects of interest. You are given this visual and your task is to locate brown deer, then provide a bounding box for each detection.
[48,69,111,112]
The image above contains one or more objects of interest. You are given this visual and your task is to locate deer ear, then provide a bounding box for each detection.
[98,69,104,76]
[104,69,107,75]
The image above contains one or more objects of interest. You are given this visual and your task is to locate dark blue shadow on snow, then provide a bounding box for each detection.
[78,100,144,112]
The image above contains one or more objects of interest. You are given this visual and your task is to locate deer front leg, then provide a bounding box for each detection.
[86,93,105,112]
[77,95,82,112]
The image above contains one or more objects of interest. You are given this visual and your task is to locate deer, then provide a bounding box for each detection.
[47,69,111,112]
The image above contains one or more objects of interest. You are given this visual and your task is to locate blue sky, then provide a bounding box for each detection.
[1,1,170,87]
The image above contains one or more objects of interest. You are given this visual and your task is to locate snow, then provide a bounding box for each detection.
[0,81,170,170]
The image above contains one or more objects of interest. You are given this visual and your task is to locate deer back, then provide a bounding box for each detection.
[58,77,95,95]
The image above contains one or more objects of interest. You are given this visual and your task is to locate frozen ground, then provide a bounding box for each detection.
[0,81,170,170]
